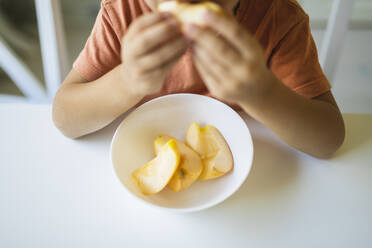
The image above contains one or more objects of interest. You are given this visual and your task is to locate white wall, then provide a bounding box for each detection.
[299,0,372,28]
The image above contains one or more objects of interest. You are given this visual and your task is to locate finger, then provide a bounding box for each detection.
[193,43,248,87]
[144,48,185,83]
[126,13,167,40]
[138,37,187,72]
[160,49,185,72]
[130,18,182,57]
[185,24,242,67]
[200,12,256,58]
[193,54,223,94]
[138,47,187,93]
[193,45,230,82]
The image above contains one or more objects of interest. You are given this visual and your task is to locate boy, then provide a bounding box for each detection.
[53,0,345,158]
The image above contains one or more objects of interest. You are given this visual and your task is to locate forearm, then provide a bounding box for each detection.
[238,75,345,158]
[53,65,143,138]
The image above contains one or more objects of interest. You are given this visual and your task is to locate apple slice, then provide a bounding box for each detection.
[132,139,180,195]
[154,135,203,192]
[186,122,233,180]
[158,1,224,27]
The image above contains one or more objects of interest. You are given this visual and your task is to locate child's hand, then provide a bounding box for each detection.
[184,12,275,104]
[121,13,187,96]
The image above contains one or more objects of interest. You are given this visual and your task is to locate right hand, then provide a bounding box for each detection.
[121,13,187,97]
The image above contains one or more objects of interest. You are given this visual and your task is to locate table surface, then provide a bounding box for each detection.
[0,104,371,248]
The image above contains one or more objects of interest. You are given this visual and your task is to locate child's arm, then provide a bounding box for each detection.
[238,78,345,158]
[185,12,345,158]
[53,13,186,138]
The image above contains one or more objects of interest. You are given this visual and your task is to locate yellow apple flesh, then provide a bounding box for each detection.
[132,139,180,195]
[154,135,203,192]
[186,123,233,180]
[158,1,224,27]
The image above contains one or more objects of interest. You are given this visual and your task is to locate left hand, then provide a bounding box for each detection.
[184,11,276,104]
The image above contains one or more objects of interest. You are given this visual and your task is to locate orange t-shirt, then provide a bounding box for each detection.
[73,0,331,105]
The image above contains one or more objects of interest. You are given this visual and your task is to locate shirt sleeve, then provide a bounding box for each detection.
[73,2,122,82]
[268,16,331,99]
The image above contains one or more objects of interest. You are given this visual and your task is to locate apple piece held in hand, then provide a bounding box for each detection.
[132,139,180,195]
[186,122,234,180]
[154,135,203,192]
[158,1,224,27]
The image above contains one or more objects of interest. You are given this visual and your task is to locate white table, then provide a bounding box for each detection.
[0,104,371,248]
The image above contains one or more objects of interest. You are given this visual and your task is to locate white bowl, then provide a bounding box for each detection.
[111,94,253,213]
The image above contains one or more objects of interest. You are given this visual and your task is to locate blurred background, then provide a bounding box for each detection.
[0,0,371,113]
